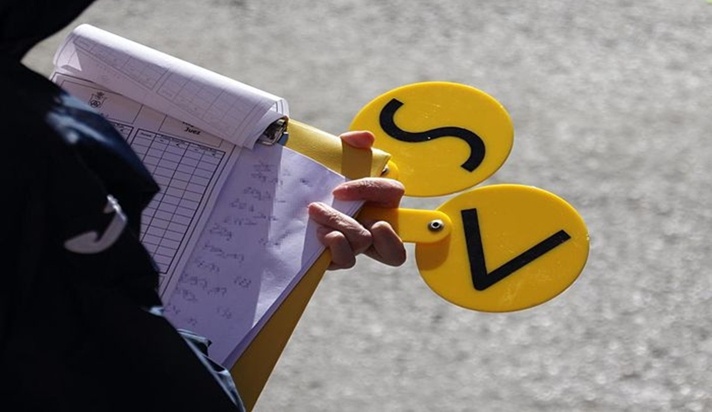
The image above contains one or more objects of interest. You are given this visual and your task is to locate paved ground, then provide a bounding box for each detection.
[24,1,712,411]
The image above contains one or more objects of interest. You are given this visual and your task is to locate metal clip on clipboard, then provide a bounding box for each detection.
[257,117,289,146]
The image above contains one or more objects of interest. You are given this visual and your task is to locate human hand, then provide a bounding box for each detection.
[308,131,406,270]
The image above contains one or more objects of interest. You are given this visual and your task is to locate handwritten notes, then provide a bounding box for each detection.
[51,24,362,369]
[164,144,361,366]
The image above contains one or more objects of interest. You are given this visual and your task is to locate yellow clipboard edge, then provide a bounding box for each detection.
[229,120,391,411]
[284,120,391,177]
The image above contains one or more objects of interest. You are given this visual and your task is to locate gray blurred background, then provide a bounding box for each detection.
[24,1,712,411]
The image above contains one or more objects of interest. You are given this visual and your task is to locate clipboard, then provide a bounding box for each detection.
[229,120,392,411]
[48,25,391,410]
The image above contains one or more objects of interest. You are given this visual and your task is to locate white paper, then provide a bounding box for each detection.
[163,143,362,366]
[52,73,242,297]
[53,24,287,148]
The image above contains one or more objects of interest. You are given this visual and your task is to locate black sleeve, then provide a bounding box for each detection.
[0,59,245,412]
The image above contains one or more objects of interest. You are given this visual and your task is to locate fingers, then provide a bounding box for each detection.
[339,130,375,149]
[363,220,406,267]
[315,221,406,270]
[308,202,373,255]
[312,130,406,270]
[332,178,405,208]
[316,227,357,270]
[309,202,407,270]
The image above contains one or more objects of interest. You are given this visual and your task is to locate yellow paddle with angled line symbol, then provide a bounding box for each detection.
[351,81,590,312]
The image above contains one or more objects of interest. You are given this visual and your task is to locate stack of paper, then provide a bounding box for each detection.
[52,24,361,366]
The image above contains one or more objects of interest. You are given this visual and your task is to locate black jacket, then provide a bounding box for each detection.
[0,1,243,410]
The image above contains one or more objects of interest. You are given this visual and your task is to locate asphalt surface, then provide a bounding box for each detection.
[24,1,712,411]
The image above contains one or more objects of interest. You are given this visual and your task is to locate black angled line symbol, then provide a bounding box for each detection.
[462,208,571,291]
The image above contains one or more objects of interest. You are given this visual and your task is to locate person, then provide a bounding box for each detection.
[0,1,405,411]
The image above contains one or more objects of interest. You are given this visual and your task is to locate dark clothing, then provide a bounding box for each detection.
[0,0,96,60]
[0,1,244,410]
